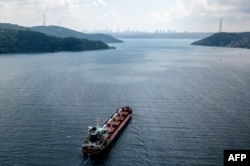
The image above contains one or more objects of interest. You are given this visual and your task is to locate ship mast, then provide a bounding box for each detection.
[95,118,100,127]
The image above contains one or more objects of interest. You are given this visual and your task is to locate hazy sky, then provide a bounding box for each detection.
[0,0,249,32]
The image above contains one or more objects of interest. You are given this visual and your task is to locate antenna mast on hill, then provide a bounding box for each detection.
[219,17,222,33]
[43,14,46,26]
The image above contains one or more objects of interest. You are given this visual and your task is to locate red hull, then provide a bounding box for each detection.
[82,106,132,156]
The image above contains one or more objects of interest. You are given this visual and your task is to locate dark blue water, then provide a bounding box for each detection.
[0,39,250,166]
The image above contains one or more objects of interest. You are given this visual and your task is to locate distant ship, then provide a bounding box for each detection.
[82,106,132,156]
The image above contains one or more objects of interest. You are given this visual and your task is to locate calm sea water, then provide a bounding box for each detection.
[0,39,250,166]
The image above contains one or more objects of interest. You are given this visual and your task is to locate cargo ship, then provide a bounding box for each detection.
[82,106,132,156]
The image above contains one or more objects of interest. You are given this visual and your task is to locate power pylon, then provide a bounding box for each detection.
[219,17,222,33]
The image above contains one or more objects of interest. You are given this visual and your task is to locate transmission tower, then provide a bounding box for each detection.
[219,17,222,33]
[43,14,46,26]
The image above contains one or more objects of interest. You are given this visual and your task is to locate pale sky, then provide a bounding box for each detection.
[0,0,249,32]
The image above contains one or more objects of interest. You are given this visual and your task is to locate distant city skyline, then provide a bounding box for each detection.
[82,28,180,33]
[0,0,249,33]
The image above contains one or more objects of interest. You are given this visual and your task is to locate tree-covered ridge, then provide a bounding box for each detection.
[0,23,123,43]
[0,29,111,53]
[191,32,250,49]
[31,26,123,43]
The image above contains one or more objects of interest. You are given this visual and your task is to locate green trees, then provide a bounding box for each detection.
[0,29,110,53]
[191,32,250,49]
